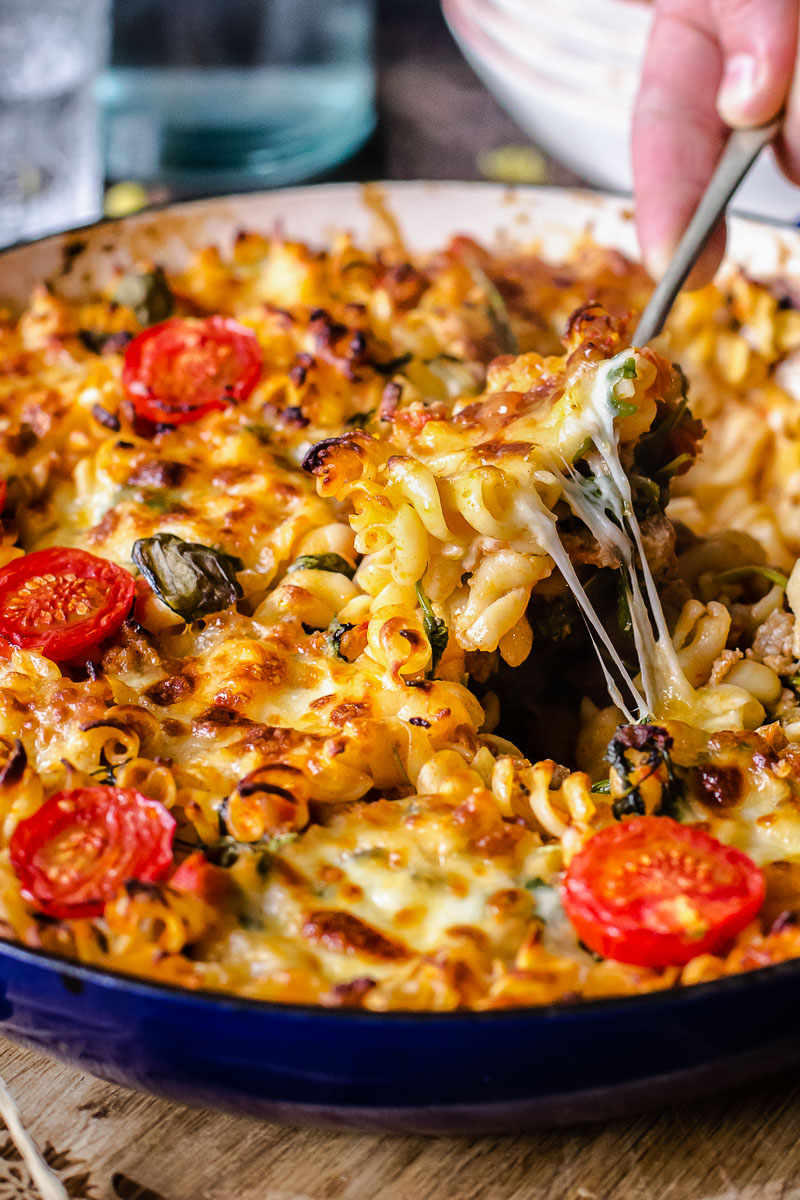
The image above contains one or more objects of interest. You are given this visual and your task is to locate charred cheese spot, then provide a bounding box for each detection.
[329,702,370,726]
[302,910,410,960]
[692,763,744,810]
[191,706,256,731]
[128,459,188,488]
[145,672,197,706]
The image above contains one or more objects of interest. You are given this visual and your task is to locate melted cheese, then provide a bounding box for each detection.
[472,349,761,733]
[0,233,798,1009]
[547,352,693,719]
[213,794,586,994]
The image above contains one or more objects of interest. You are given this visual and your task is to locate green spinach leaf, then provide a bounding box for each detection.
[132,533,243,620]
[713,564,789,590]
[607,356,638,417]
[113,266,174,326]
[288,553,356,579]
[416,579,449,676]
[325,615,354,660]
[462,254,518,354]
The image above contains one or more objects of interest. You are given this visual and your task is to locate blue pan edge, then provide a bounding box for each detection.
[1,936,799,1130]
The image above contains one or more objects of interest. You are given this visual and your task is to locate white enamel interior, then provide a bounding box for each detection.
[0,183,799,311]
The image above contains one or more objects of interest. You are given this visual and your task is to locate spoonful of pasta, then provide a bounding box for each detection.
[633,115,783,346]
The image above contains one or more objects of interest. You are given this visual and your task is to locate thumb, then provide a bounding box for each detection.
[713,0,799,127]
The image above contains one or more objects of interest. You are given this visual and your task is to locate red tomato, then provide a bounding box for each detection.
[0,547,134,662]
[562,816,765,968]
[0,480,7,513]
[10,786,176,919]
[170,850,231,904]
[122,316,262,426]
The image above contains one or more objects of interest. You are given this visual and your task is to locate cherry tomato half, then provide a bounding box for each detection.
[122,316,263,426]
[0,546,134,663]
[562,816,765,968]
[170,850,232,904]
[10,785,175,919]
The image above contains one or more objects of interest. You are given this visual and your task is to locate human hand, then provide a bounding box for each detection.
[633,0,800,287]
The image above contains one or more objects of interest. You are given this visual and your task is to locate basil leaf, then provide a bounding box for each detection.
[424,355,483,398]
[579,940,605,963]
[203,835,245,868]
[609,395,638,418]
[346,410,374,429]
[631,473,663,514]
[612,791,646,820]
[608,356,638,417]
[266,831,298,852]
[416,579,449,676]
[657,452,692,479]
[572,436,594,464]
[325,615,354,660]
[132,533,243,620]
[713,565,789,590]
[608,357,637,383]
[606,723,684,820]
[79,330,134,356]
[113,266,174,326]
[245,422,272,443]
[617,579,633,635]
[287,553,356,579]
[462,253,518,354]
[529,592,574,642]
[367,352,413,376]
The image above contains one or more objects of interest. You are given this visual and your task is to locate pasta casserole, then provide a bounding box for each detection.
[0,214,800,1010]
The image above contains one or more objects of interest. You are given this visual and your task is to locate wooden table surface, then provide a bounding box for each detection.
[1,1036,799,1200]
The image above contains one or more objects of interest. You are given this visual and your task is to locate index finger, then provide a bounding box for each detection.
[632,3,728,287]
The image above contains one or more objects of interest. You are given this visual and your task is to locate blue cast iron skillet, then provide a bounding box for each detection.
[2,184,800,1131]
[0,937,799,1132]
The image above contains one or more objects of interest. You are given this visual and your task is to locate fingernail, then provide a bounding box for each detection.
[644,245,672,282]
[717,54,760,125]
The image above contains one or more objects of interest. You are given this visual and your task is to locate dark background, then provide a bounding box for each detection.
[361,0,578,185]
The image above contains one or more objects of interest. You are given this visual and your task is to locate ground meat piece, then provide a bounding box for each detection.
[709,648,743,685]
[750,610,799,675]
[560,526,620,569]
[561,512,676,573]
[100,620,163,676]
[657,570,692,619]
[639,512,677,576]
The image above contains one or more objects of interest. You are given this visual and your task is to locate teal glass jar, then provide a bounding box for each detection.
[100,0,375,192]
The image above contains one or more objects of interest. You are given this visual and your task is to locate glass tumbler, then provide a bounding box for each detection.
[100,0,376,193]
[0,0,109,246]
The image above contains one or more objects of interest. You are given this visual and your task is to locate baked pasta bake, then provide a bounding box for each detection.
[1,214,800,1011]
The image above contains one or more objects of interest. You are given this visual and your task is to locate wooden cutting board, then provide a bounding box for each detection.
[0,1037,798,1200]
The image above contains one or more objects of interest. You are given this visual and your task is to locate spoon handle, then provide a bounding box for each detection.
[632,115,783,345]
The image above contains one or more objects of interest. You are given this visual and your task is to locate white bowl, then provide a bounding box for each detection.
[488,0,651,65]
[534,0,652,33]
[446,0,800,221]
[460,0,641,100]
[445,0,632,188]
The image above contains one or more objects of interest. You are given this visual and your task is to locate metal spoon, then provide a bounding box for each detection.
[632,115,783,345]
